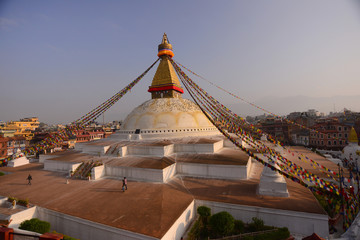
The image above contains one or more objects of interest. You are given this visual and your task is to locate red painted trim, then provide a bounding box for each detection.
[148,85,184,93]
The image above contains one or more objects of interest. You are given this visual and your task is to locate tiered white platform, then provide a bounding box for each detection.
[42,135,251,183]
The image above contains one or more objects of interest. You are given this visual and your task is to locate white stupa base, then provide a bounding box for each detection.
[258,172,289,197]
[7,156,30,167]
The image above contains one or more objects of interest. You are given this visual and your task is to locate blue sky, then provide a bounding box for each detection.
[1,1,360,124]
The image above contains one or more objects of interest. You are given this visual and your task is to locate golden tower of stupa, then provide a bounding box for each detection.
[148,33,184,99]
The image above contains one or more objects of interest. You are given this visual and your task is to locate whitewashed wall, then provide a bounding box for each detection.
[105,166,165,182]
[36,207,157,240]
[176,163,248,180]
[161,200,195,240]
[44,160,81,173]
[195,200,329,239]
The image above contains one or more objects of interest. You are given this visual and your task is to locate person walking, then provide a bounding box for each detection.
[27,174,32,185]
[122,177,127,191]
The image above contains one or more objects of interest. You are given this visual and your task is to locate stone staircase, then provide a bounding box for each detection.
[72,161,99,179]
[105,144,120,157]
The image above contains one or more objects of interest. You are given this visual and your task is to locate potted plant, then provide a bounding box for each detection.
[18,199,30,208]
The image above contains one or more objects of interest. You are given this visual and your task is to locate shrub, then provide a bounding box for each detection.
[18,199,29,207]
[197,206,211,238]
[19,218,51,234]
[187,219,202,240]
[209,211,235,238]
[233,219,245,234]
[0,171,5,176]
[254,227,290,240]
[7,196,18,202]
[240,227,290,240]
[52,231,79,240]
[248,217,264,232]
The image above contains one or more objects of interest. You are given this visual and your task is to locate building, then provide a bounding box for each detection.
[6,136,27,156]
[257,116,291,144]
[2,117,40,140]
[309,118,349,150]
[0,136,7,158]
[75,128,106,143]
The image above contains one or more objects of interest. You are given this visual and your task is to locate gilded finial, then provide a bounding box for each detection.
[162,33,169,44]
[158,33,174,58]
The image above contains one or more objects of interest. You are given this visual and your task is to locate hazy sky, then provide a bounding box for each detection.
[1,1,360,124]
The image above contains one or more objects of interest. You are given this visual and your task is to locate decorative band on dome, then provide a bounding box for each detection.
[158,49,174,58]
[148,85,184,93]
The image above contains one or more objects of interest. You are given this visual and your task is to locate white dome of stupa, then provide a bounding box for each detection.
[122,98,213,130]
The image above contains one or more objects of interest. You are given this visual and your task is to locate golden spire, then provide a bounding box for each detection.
[349,127,358,143]
[148,34,183,99]
[157,33,174,58]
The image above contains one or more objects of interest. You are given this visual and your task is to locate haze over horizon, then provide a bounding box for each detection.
[1,1,360,124]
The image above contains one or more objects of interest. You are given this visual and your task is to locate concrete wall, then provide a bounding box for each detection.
[91,165,105,180]
[161,200,195,240]
[81,145,110,155]
[246,157,253,179]
[36,207,157,240]
[127,145,171,157]
[195,200,329,239]
[174,141,223,154]
[115,128,221,140]
[162,164,176,183]
[105,166,165,182]
[39,154,56,163]
[176,163,248,180]
[117,146,128,157]
[44,160,81,173]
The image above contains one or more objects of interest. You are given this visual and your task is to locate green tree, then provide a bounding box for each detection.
[197,206,211,224]
[209,211,235,238]
[233,219,245,234]
[197,206,211,239]
[248,217,264,232]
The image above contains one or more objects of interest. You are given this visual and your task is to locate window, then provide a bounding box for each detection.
[328,141,331,145]
[345,134,348,138]
[333,134,337,138]
[339,133,342,137]
[339,127,342,131]
[334,141,337,145]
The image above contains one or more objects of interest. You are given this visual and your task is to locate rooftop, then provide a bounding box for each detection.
[0,151,328,238]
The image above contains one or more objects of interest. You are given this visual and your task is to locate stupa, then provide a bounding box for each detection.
[343,127,360,169]
[0,35,335,240]
[120,33,219,140]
